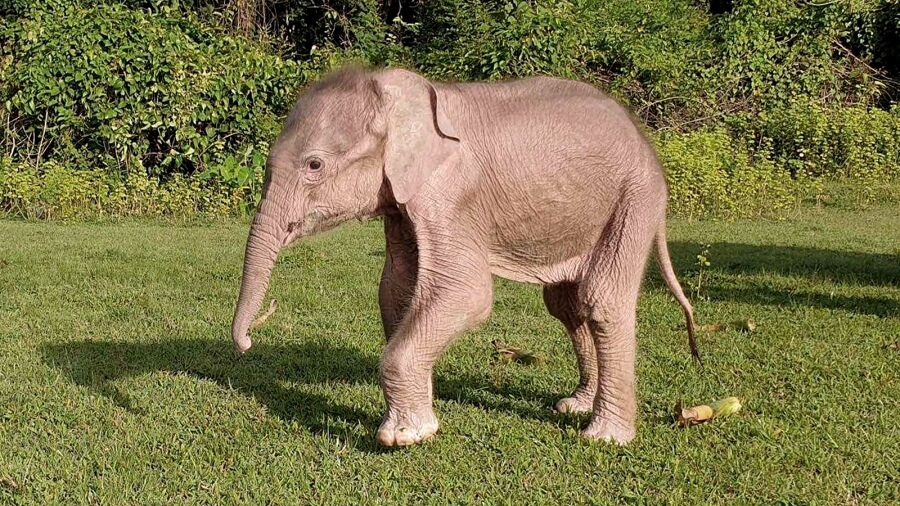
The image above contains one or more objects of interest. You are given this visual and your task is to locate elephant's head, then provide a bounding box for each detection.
[231,67,459,352]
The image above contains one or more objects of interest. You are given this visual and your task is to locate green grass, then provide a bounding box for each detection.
[0,205,898,504]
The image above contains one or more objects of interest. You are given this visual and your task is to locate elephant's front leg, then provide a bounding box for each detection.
[376,240,493,447]
[378,211,418,341]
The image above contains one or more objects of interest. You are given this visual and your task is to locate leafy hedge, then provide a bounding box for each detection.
[0,156,246,219]
[656,130,812,220]
[1,0,308,214]
[1,0,898,220]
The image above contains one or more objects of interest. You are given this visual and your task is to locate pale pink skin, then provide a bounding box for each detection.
[231,67,695,447]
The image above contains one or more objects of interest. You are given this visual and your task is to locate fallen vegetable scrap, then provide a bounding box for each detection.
[491,340,545,366]
[677,397,743,426]
[251,299,279,329]
[0,476,20,491]
[697,319,757,333]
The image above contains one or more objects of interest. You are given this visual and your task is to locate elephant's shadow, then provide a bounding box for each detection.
[40,338,388,450]
[39,338,575,452]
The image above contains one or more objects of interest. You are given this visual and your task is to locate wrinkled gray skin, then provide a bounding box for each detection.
[231,67,697,447]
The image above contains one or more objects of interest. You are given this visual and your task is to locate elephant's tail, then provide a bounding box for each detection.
[654,227,701,365]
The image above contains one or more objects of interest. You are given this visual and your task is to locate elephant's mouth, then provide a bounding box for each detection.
[283,208,344,245]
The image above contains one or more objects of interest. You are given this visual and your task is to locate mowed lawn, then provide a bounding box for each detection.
[0,205,898,505]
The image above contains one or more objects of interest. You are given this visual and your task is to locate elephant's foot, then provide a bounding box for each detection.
[376,407,439,447]
[554,388,595,414]
[581,417,635,445]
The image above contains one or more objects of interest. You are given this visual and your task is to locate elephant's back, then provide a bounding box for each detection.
[438,78,666,284]
[442,77,656,185]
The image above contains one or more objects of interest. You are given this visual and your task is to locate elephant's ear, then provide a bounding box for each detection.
[373,69,459,204]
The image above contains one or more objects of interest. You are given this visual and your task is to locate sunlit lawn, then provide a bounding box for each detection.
[0,205,898,504]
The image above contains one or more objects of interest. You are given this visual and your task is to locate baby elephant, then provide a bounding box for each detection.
[231,66,698,446]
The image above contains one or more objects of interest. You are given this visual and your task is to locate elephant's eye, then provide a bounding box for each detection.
[308,159,322,171]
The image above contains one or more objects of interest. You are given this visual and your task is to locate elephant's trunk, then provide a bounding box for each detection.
[231,209,284,353]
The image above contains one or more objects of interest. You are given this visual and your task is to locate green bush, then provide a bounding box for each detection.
[0,157,41,217]
[845,0,900,99]
[1,0,898,221]
[468,1,594,80]
[0,0,304,180]
[1,158,119,219]
[760,102,900,180]
[0,157,243,219]
[410,0,712,97]
[655,129,810,219]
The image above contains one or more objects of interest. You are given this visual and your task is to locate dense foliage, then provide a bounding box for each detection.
[1,1,308,217]
[1,0,898,219]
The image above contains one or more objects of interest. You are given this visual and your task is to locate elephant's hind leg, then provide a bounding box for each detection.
[543,282,597,414]
[578,196,662,445]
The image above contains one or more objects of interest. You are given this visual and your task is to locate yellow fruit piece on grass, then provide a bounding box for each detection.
[678,397,742,426]
[709,397,742,416]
